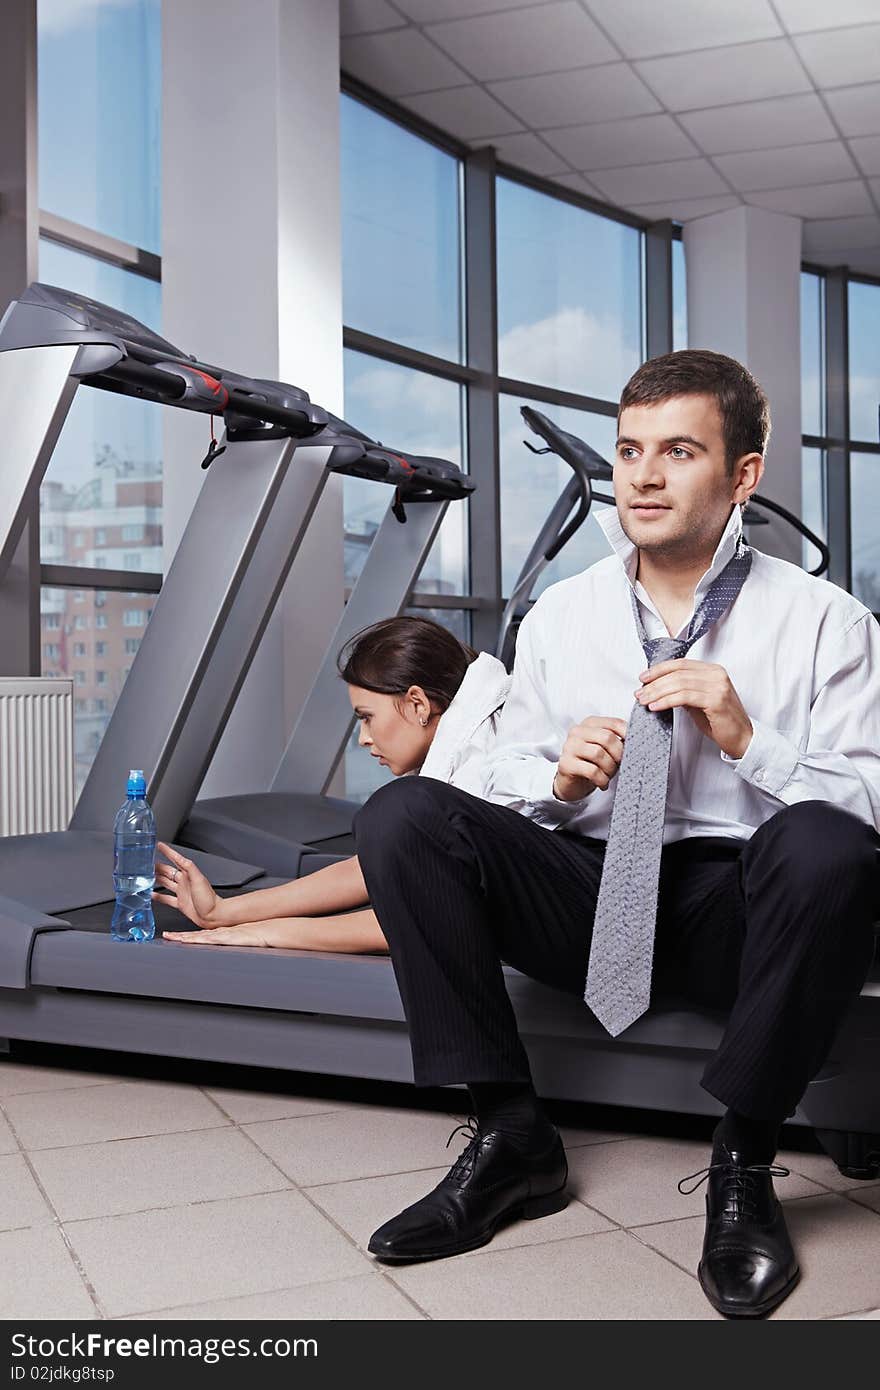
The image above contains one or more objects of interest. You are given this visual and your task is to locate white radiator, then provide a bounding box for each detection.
[0,678,74,836]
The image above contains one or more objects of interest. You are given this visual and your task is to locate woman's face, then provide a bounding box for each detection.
[347,683,438,776]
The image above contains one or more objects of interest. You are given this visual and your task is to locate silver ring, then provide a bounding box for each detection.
[172,866,179,882]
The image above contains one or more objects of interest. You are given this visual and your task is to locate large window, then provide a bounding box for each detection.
[37,1,162,795]
[849,281,880,447]
[496,178,642,401]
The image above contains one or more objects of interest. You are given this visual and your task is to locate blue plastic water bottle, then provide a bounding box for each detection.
[111,769,156,942]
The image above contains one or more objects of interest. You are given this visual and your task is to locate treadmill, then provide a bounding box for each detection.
[0,288,876,1179]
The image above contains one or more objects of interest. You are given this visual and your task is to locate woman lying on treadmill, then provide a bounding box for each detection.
[155,616,510,953]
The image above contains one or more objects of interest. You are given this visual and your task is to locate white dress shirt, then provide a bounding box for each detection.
[485,502,880,842]
[419,651,511,798]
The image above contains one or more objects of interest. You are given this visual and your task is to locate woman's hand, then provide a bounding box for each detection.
[163,923,272,947]
[153,842,222,928]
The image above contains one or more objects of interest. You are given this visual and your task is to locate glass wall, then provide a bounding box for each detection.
[801,271,824,438]
[848,281,880,446]
[672,238,687,352]
[37,3,162,795]
[851,453,880,610]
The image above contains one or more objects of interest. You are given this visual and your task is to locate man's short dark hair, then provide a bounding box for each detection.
[618,349,771,476]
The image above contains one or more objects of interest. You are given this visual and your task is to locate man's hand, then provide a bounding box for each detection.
[635,659,753,759]
[553,715,628,802]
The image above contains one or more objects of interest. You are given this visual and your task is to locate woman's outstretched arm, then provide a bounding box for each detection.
[164,907,388,953]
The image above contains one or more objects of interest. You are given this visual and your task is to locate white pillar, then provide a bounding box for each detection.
[683,205,802,565]
[162,0,343,797]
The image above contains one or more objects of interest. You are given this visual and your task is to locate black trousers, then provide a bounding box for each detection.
[354,778,880,1125]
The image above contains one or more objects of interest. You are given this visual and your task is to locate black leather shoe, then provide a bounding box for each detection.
[679,1144,800,1318]
[368,1118,568,1263]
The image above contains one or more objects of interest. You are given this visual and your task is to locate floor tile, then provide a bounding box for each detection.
[388,1228,717,1319]
[4,1081,229,1150]
[566,1137,823,1226]
[124,1272,424,1321]
[204,1086,347,1124]
[845,1183,880,1215]
[66,1188,371,1318]
[308,1165,615,1258]
[0,1225,96,1320]
[0,1153,54,1231]
[31,1127,290,1222]
[0,1060,121,1097]
[243,1106,464,1185]
[635,1193,880,1319]
[0,1107,16,1154]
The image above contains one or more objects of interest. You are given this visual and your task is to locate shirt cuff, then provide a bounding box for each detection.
[719,718,800,797]
[526,761,594,826]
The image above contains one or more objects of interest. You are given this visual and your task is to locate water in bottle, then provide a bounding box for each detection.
[111,769,156,942]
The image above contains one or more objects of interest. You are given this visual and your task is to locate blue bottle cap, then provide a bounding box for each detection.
[126,769,147,797]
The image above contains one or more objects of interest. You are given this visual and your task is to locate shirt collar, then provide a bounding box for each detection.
[594,502,744,602]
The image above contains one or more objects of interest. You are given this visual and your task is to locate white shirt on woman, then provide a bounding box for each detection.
[484,503,880,842]
[419,651,511,798]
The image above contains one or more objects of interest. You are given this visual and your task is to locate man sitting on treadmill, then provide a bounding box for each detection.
[353,349,880,1319]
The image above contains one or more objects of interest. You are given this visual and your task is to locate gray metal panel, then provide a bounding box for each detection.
[271,498,446,795]
[645,220,674,360]
[70,437,329,838]
[0,345,80,585]
[0,894,70,989]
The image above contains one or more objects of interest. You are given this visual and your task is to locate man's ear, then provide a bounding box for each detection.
[733,452,764,506]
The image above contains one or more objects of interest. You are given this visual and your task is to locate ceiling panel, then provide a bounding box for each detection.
[823,83,880,137]
[340,0,405,36]
[794,25,880,88]
[552,171,606,199]
[589,157,729,205]
[488,63,661,127]
[774,0,880,34]
[584,0,781,60]
[489,131,571,177]
[849,135,880,176]
[425,2,617,82]
[544,113,698,170]
[341,28,469,96]
[634,38,812,112]
[401,85,524,140]
[802,214,880,252]
[394,0,559,20]
[713,141,858,192]
[679,93,836,156]
[630,194,741,221]
[747,180,874,217]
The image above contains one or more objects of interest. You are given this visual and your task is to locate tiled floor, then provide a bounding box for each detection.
[1,1044,878,1321]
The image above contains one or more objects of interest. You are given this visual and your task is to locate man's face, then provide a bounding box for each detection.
[614,393,757,557]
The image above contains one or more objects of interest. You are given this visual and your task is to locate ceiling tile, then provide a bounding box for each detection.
[824,83,880,137]
[426,2,617,82]
[489,131,572,177]
[589,158,730,205]
[802,214,880,252]
[551,171,606,200]
[635,38,812,113]
[340,0,404,36]
[849,135,880,176]
[488,63,661,128]
[679,93,835,155]
[401,86,524,140]
[630,194,742,221]
[773,1,880,34]
[747,180,874,217]
[585,0,780,60]
[544,114,698,171]
[341,29,469,96]
[794,26,880,89]
[395,0,559,19]
[714,141,858,192]
[870,176,880,201]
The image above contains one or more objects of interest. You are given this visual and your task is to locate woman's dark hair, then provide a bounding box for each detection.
[619,349,771,476]
[337,616,478,713]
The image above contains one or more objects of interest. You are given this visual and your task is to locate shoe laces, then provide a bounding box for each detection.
[677,1158,790,1221]
[445,1116,483,1184]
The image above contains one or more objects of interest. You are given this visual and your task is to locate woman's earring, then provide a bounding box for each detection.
[419,717,428,727]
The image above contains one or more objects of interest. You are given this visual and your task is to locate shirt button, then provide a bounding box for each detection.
[755,770,765,783]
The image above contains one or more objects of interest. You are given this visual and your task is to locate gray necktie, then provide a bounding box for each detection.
[583,540,752,1037]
